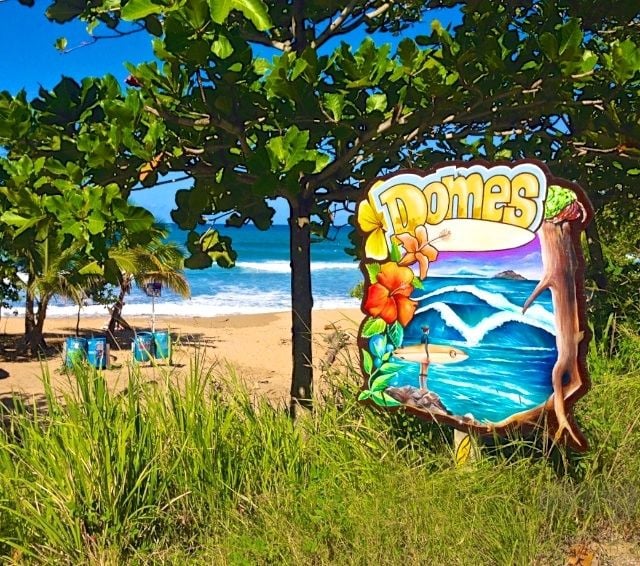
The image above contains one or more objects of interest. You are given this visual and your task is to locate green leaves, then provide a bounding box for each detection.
[120,0,164,20]
[604,39,640,82]
[265,126,328,174]
[266,126,310,172]
[558,18,582,58]
[361,317,387,338]
[366,93,387,113]
[209,0,271,30]
[387,322,404,349]
[390,242,402,263]
[54,37,68,51]
[362,349,373,375]
[323,93,345,121]
[45,0,86,23]
[365,262,381,283]
[184,229,237,269]
[211,35,234,59]
[358,390,401,407]
[369,373,395,393]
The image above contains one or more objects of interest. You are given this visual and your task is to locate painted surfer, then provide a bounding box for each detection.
[420,326,430,390]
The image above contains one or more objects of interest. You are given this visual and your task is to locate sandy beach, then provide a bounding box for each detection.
[0,309,363,404]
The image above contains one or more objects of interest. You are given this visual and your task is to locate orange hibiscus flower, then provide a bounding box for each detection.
[364,262,417,326]
[396,225,438,280]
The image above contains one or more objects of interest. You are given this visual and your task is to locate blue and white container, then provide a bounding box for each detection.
[87,337,109,369]
[64,337,87,367]
[153,331,171,361]
[133,332,154,362]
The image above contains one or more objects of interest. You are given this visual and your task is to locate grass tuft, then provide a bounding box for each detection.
[0,330,637,563]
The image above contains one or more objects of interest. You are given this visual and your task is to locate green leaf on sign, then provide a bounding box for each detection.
[370,391,402,407]
[365,262,381,283]
[412,276,424,289]
[390,241,402,262]
[388,321,404,348]
[361,317,386,338]
[358,390,372,401]
[378,362,406,374]
[362,349,373,375]
[370,373,395,392]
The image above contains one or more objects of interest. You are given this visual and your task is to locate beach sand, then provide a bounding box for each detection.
[0,309,363,404]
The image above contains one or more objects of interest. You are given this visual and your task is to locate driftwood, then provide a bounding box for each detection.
[520,205,587,445]
[320,326,350,370]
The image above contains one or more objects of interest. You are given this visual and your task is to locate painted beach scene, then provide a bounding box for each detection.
[386,239,556,424]
[357,163,591,446]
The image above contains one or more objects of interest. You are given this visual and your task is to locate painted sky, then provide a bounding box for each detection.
[428,235,543,280]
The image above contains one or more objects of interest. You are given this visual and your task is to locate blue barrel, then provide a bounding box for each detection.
[133,332,154,362]
[65,337,87,367]
[153,331,171,360]
[87,337,109,369]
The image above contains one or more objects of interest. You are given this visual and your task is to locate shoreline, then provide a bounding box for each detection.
[0,302,362,320]
[0,308,364,402]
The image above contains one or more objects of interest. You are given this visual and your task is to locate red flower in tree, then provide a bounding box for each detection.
[364,262,417,326]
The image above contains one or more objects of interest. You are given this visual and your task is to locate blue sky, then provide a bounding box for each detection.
[0,2,194,222]
[0,2,458,225]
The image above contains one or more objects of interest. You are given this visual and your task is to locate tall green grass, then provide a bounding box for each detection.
[0,333,638,564]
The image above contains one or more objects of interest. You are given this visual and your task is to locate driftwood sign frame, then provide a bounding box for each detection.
[356,160,592,450]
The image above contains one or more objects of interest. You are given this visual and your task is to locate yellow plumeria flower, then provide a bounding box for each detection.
[357,197,388,260]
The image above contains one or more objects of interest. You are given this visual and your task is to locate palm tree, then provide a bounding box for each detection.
[21,234,96,355]
[108,235,191,334]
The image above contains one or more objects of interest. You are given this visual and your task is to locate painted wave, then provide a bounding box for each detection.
[412,284,555,347]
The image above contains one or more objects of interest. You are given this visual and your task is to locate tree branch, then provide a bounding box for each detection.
[292,0,307,54]
[314,0,360,48]
[313,0,393,48]
[59,23,146,54]
[143,105,251,156]
[308,110,414,189]
[366,2,391,19]
[239,30,291,52]
[318,182,362,202]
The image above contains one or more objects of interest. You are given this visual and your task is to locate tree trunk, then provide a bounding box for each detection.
[522,220,586,447]
[288,196,314,415]
[108,283,131,335]
[24,297,48,356]
[25,287,35,336]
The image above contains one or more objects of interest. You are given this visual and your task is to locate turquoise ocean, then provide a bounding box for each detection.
[30,224,362,318]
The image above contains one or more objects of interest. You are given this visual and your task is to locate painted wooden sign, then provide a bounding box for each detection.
[356,160,592,450]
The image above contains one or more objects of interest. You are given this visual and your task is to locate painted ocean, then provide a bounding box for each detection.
[13,224,362,318]
[389,276,557,423]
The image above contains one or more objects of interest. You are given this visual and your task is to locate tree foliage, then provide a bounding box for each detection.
[9,0,640,386]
